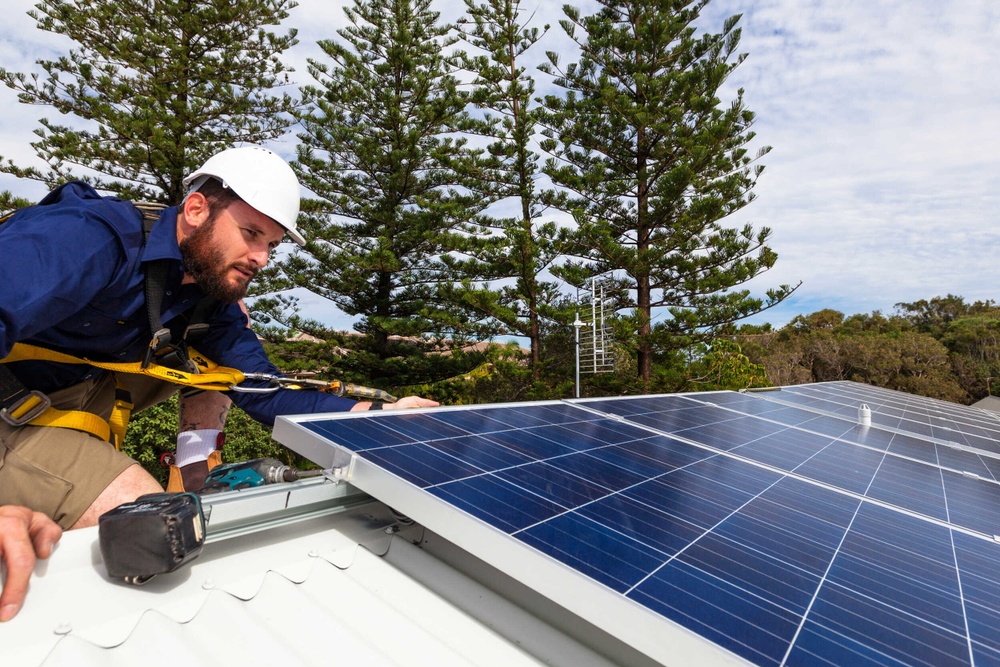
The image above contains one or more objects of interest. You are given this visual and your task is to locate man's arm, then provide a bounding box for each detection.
[0,506,62,622]
[171,390,232,492]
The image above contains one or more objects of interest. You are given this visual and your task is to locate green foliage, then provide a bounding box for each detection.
[0,191,33,217]
[684,339,769,392]
[221,404,305,468]
[740,306,972,403]
[270,0,489,366]
[1,0,299,201]
[121,395,177,486]
[539,0,797,383]
[896,295,1000,336]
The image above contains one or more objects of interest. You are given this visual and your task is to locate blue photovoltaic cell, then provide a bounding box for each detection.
[519,509,692,592]
[584,435,710,477]
[941,470,1000,536]
[937,445,994,478]
[304,415,413,450]
[496,460,614,507]
[729,428,835,470]
[954,532,1000,659]
[579,394,698,417]
[799,504,970,667]
[282,380,1000,667]
[426,434,533,471]
[631,558,802,666]
[842,424,895,450]
[791,440,884,495]
[886,431,941,463]
[373,413,470,441]
[429,473,565,533]
[360,442,483,487]
[621,404,736,434]
[480,426,576,460]
[671,415,781,450]
[866,455,948,521]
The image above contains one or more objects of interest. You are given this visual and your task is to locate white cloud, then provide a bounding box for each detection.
[2,0,998,329]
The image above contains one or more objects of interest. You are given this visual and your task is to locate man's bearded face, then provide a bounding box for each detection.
[179,212,257,304]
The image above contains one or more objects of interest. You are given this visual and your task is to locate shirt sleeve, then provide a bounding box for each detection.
[194,303,357,426]
[0,204,125,357]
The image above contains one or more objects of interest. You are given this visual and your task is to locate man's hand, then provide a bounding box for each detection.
[0,506,62,622]
[179,461,212,492]
[384,396,439,410]
[350,396,439,412]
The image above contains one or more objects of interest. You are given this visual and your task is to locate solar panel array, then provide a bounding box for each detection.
[276,381,1000,666]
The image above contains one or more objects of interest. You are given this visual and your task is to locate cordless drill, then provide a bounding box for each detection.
[99,458,321,583]
[200,457,319,494]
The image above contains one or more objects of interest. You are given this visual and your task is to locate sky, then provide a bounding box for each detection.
[1,0,999,332]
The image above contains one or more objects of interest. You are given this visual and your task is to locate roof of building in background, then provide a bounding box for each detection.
[973,394,1000,414]
[277,330,531,357]
[7,381,1000,666]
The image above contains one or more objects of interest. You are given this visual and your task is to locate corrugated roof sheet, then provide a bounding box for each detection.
[3,484,632,667]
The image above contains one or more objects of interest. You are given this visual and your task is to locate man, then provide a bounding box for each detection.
[0,145,438,621]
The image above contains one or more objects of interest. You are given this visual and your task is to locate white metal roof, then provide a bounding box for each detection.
[2,479,657,667]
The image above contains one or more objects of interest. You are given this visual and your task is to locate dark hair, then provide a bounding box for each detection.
[193,177,244,221]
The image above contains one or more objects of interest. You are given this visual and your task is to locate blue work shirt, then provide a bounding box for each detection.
[0,181,355,425]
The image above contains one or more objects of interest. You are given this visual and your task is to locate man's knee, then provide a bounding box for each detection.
[70,464,162,529]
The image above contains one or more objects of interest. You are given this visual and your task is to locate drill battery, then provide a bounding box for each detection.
[98,492,205,583]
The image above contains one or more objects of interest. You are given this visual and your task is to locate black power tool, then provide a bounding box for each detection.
[98,458,322,583]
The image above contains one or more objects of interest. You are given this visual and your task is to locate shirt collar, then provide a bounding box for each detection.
[140,206,182,263]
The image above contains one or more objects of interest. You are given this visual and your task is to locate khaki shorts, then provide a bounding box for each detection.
[0,372,178,529]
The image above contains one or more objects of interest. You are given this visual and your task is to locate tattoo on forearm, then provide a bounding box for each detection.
[177,394,232,432]
[215,404,231,429]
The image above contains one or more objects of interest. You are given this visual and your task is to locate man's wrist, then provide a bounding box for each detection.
[175,429,225,466]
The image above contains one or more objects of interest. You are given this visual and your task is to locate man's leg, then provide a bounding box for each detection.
[71,464,161,529]
[0,373,170,530]
[179,390,231,432]
[0,420,157,530]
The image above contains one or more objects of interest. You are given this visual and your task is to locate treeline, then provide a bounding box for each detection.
[737,295,1000,405]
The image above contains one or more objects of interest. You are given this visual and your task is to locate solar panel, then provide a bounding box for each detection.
[274,382,1000,666]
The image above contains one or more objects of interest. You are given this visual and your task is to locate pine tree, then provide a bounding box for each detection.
[449,0,569,379]
[0,191,32,218]
[282,0,486,367]
[540,0,797,383]
[0,0,299,202]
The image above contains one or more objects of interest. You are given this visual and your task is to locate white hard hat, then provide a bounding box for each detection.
[184,145,305,246]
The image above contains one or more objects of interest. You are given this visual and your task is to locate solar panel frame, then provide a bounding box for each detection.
[274,383,1000,667]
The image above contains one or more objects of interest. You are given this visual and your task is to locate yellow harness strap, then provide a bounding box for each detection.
[1,343,245,449]
[23,405,113,442]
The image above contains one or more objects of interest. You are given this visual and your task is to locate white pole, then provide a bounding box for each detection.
[591,281,598,373]
[573,312,583,398]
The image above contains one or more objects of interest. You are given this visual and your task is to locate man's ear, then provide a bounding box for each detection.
[181,191,211,228]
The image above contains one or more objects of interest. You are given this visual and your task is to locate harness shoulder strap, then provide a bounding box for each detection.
[136,202,219,371]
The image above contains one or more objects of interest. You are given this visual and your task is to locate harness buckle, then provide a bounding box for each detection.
[143,328,172,369]
[0,390,52,427]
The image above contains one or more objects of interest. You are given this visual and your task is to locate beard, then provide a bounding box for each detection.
[179,217,257,304]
